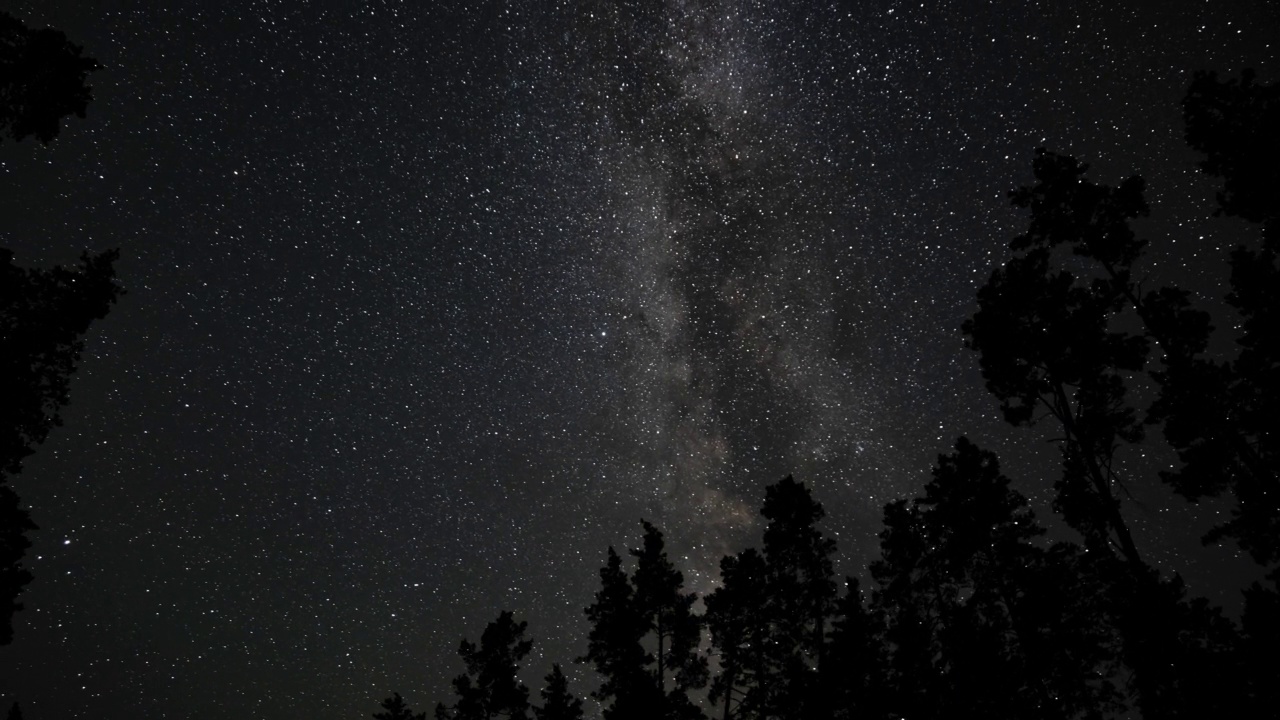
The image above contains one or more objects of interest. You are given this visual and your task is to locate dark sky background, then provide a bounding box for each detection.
[0,1,1275,718]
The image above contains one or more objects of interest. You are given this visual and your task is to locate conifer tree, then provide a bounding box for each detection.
[758,477,836,719]
[819,578,883,720]
[580,522,706,720]
[964,128,1265,715]
[533,665,583,720]
[436,612,533,720]
[705,477,839,720]
[705,549,768,720]
[631,520,707,719]
[580,547,646,720]
[871,438,1123,719]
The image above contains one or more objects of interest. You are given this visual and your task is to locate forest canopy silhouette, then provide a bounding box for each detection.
[376,69,1278,720]
[0,9,1275,720]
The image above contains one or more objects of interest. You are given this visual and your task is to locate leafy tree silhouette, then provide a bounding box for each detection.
[1165,69,1280,565]
[963,150,1153,567]
[1,249,122,478]
[532,665,583,720]
[0,11,100,144]
[964,75,1276,711]
[374,693,426,720]
[0,483,36,647]
[1181,68,1280,713]
[0,11,121,647]
[435,612,533,720]
[580,521,706,720]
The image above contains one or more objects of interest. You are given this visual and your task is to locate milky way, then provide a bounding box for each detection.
[564,2,891,578]
[0,1,1275,718]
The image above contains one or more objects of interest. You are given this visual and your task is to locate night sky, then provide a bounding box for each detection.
[0,1,1275,718]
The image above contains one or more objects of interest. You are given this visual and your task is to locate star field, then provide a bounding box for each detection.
[0,1,1275,718]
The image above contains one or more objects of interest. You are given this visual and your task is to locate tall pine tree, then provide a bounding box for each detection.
[758,477,836,720]
[436,612,533,720]
[533,665,583,720]
[705,549,768,720]
[580,522,706,720]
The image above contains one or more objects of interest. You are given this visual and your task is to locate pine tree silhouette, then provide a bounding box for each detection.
[579,547,646,720]
[436,612,533,720]
[533,665,583,720]
[581,521,706,720]
[630,520,707,719]
[705,549,768,720]
[818,577,883,720]
[758,477,836,719]
[871,438,1124,719]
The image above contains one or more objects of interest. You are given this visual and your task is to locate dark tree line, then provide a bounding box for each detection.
[1,12,120,720]
[1,10,121,656]
[377,68,1276,720]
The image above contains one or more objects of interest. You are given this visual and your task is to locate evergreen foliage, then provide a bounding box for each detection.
[436,612,533,720]
[533,665,583,720]
[580,522,706,720]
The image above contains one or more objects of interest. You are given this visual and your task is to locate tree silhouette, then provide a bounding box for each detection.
[758,477,836,719]
[818,577,883,720]
[375,693,426,720]
[533,665,583,720]
[1162,69,1280,566]
[1180,68,1280,714]
[579,546,646,720]
[580,522,706,720]
[963,150,1152,567]
[704,549,768,720]
[0,11,100,144]
[871,438,1123,719]
[1,249,123,478]
[5,701,20,720]
[1241,571,1280,710]
[630,520,707,719]
[435,612,533,720]
[963,79,1278,711]
[0,12,121,647]
[0,483,35,646]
